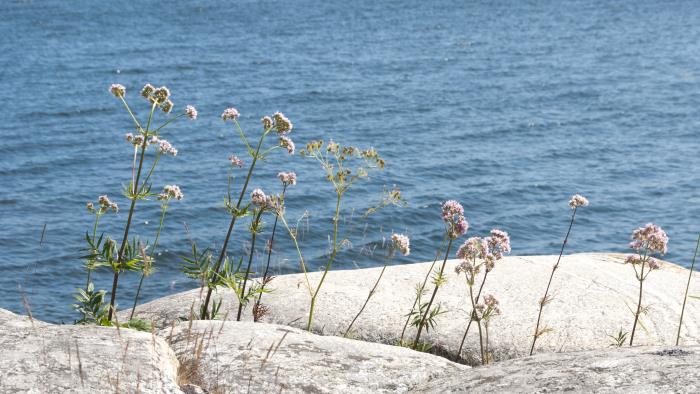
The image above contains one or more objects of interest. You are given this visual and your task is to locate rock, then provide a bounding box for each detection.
[162,320,469,393]
[0,308,182,393]
[125,253,700,363]
[411,345,700,393]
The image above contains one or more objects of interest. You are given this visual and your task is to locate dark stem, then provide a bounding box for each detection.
[529,207,577,355]
[400,243,444,345]
[253,184,288,321]
[677,235,700,345]
[107,138,148,321]
[412,237,454,349]
[237,210,264,321]
[201,129,269,319]
[629,260,646,346]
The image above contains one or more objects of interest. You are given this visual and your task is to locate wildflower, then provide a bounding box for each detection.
[277,171,297,185]
[279,136,295,155]
[483,294,501,315]
[625,254,642,265]
[86,202,95,213]
[391,233,411,256]
[161,99,173,114]
[442,200,464,222]
[647,258,661,270]
[158,139,178,156]
[221,107,240,121]
[125,133,134,143]
[153,86,170,104]
[455,260,475,274]
[132,134,145,146]
[251,188,267,206]
[158,184,183,201]
[630,223,669,255]
[449,216,469,239]
[229,155,243,167]
[457,237,489,261]
[568,194,589,209]
[110,84,126,98]
[185,105,197,120]
[273,112,293,134]
[486,229,511,258]
[148,136,159,145]
[262,116,273,130]
[98,195,118,213]
[140,83,155,99]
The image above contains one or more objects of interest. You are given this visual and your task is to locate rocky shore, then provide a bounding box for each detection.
[3,253,700,393]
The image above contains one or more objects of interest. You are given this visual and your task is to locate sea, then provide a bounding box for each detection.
[1,0,699,323]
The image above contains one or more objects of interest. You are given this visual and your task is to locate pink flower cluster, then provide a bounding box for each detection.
[158,185,184,201]
[391,233,411,256]
[456,229,511,272]
[625,254,660,270]
[568,194,589,209]
[273,112,293,134]
[229,156,244,167]
[630,223,669,255]
[221,107,240,122]
[441,200,469,239]
[277,171,297,185]
[110,84,126,97]
[185,105,198,120]
[251,188,267,206]
[97,195,119,213]
[157,139,178,156]
[280,136,295,155]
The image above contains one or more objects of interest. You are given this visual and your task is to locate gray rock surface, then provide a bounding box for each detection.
[163,320,469,393]
[125,253,700,363]
[412,346,700,393]
[0,308,182,393]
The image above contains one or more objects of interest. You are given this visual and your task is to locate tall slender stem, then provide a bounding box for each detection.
[468,278,485,364]
[254,184,288,320]
[106,101,157,321]
[457,270,489,356]
[201,128,270,319]
[129,201,169,320]
[237,210,264,321]
[344,263,388,337]
[529,207,577,355]
[413,238,454,349]
[306,192,342,331]
[677,235,700,345]
[400,240,445,345]
[629,259,646,346]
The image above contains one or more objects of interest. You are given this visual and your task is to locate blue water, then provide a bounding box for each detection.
[1,0,699,323]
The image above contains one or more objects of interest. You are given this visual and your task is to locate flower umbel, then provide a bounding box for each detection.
[279,136,295,155]
[277,171,297,185]
[222,107,240,122]
[185,105,198,120]
[568,194,589,209]
[391,233,411,256]
[110,84,126,98]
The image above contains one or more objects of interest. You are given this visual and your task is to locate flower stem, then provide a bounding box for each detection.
[344,263,388,338]
[457,270,489,357]
[201,128,270,319]
[129,201,169,321]
[399,239,445,345]
[237,210,264,321]
[468,278,485,364]
[529,207,577,355]
[677,235,700,345]
[106,101,157,322]
[412,237,454,349]
[306,192,343,331]
[629,258,646,346]
[253,184,288,321]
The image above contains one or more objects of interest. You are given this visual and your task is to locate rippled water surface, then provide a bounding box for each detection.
[1,0,699,322]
